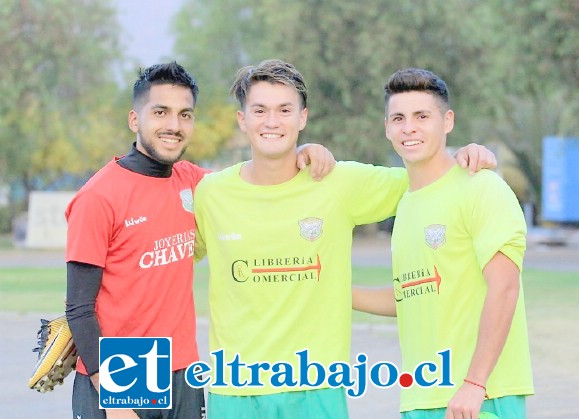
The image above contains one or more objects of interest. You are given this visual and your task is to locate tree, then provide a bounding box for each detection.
[234,0,489,163]
[171,0,501,164]
[452,0,579,209]
[170,0,579,218]
[171,0,250,161]
[0,0,125,202]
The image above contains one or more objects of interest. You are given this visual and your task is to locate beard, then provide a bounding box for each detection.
[138,129,187,164]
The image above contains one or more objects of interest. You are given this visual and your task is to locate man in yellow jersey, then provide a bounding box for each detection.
[193,60,497,418]
[354,68,533,418]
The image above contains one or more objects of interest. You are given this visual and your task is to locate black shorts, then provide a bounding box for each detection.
[72,369,205,419]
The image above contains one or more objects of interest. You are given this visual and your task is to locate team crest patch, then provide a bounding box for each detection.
[180,189,194,213]
[425,224,446,249]
[298,217,323,241]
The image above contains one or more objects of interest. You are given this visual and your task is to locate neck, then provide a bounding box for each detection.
[406,153,456,191]
[117,143,173,177]
[240,155,299,185]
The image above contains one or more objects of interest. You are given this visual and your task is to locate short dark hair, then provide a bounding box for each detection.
[230,59,307,109]
[384,68,449,110]
[133,62,199,109]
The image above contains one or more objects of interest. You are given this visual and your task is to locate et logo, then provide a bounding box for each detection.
[99,337,172,409]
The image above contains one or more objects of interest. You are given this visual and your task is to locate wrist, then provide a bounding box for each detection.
[463,378,489,399]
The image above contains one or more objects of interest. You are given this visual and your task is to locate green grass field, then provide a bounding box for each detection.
[0,265,576,326]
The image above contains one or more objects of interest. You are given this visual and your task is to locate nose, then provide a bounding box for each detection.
[265,111,280,127]
[402,119,416,134]
[165,113,181,131]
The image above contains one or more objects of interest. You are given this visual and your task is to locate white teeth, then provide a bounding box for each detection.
[161,138,179,144]
[403,140,422,146]
[262,134,282,139]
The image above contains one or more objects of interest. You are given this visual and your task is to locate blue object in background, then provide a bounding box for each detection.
[542,137,579,223]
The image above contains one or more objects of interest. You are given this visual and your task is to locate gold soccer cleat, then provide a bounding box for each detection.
[28,315,78,392]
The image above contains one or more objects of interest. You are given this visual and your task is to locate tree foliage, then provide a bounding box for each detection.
[173,0,578,210]
[3,0,574,219]
[0,0,125,197]
[170,0,256,161]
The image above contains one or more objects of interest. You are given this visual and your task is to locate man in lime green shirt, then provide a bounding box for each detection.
[194,60,497,418]
[354,68,533,418]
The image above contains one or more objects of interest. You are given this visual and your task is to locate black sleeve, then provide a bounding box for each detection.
[65,261,103,376]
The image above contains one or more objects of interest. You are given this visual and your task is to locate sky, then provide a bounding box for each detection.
[115,0,185,67]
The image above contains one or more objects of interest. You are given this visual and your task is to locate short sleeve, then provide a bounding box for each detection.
[65,189,114,267]
[469,172,527,271]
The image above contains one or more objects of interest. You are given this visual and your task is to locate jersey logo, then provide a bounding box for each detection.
[180,189,193,213]
[425,224,446,249]
[298,217,323,241]
[124,216,147,228]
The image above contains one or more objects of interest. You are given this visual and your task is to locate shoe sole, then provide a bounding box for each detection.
[30,338,78,392]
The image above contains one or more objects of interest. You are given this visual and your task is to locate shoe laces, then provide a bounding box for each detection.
[32,319,50,356]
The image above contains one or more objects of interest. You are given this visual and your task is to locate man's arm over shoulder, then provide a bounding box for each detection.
[330,162,409,225]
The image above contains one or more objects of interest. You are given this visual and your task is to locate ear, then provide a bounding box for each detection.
[236,109,246,132]
[298,107,308,131]
[384,117,393,142]
[128,110,139,134]
[444,109,454,135]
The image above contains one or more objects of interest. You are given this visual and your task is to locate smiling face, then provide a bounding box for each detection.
[385,91,454,168]
[128,83,195,164]
[237,81,308,163]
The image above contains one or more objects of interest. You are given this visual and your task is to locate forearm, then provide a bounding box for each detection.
[352,286,396,316]
[65,261,103,376]
[466,252,520,384]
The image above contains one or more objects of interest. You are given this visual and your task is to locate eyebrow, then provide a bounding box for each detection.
[152,104,194,113]
[249,102,295,108]
[388,109,432,118]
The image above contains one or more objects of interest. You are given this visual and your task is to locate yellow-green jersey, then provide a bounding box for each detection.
[194,161,408,395]
[392,165,534,412]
